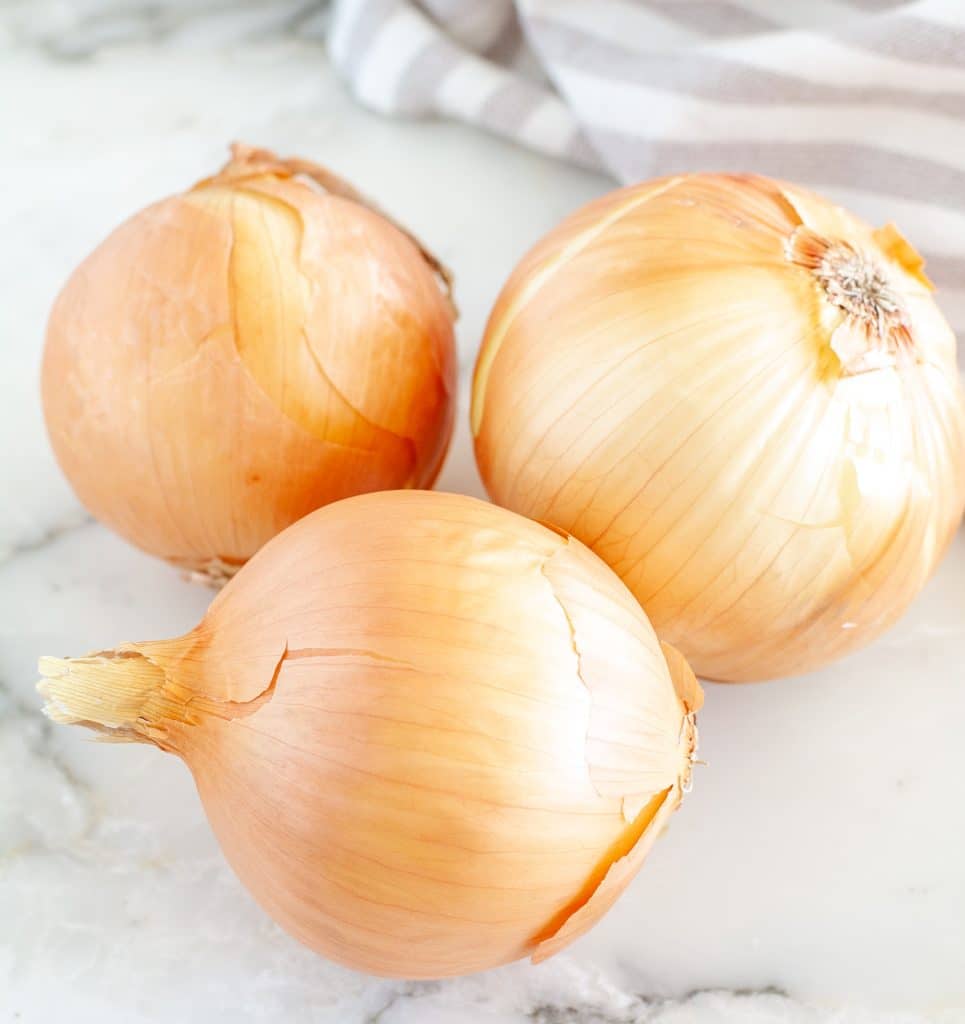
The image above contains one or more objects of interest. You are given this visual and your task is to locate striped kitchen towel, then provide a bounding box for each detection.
[329,0,965,340]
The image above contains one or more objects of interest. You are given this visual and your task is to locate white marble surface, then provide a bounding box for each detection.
[1,5,964,1022]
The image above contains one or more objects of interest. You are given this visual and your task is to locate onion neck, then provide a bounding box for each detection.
[37,641,195,748]
[788,226,917,375]
[38,635,284,750]
[198,143,455,317]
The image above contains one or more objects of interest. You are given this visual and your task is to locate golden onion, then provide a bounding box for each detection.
[38,491,701,978]
[472,174,965,682]
[43,145,456,584]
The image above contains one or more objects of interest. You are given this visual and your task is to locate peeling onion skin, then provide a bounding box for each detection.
[38,491,700,979]
[472,173,965,683]
[42,145,457,582]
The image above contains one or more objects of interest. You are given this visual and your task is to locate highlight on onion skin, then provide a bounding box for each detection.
[42,144,457,585]
[472,173,965,683]
[37,491,701,979]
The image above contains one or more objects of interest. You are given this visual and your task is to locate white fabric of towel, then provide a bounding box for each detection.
[329,0,965,344]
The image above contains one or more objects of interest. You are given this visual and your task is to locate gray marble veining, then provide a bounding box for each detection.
[2,0,327,58]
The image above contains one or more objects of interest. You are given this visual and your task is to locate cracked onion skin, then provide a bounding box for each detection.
[42,145,456,583]
[472,173,965,682]
[38,491,700,979]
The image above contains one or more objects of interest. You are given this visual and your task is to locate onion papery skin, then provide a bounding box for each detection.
[472,174,965,682]
[42,145,456,582]
[38,491,700,979]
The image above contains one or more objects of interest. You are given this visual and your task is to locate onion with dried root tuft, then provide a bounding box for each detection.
[38,491,701,979]
[42,144,457,584]
[472,173,965,682]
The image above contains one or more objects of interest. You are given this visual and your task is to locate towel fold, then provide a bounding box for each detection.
[329,0,965,345]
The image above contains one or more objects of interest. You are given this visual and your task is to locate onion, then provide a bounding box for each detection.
[38,491,700,979]
[43,144,457,584]
[472,174,965,682]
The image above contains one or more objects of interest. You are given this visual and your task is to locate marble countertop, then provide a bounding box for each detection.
[2,5,963,1022]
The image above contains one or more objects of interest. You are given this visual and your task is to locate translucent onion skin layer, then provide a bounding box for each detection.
[38,491,701,979]
[472,174,965,682]
[42,146,456,581]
